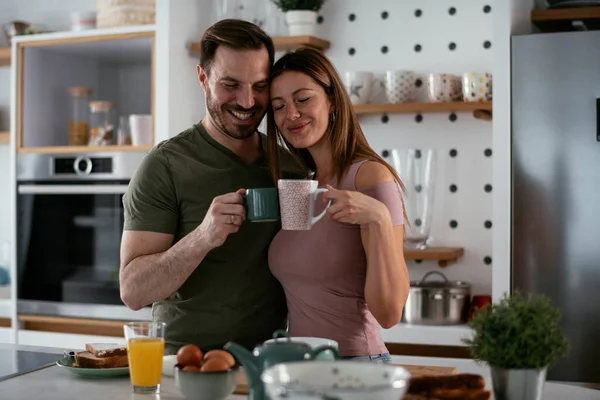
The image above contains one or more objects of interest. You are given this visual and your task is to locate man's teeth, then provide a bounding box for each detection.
[231,111,252,120]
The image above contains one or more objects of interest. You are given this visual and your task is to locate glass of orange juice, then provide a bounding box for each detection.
[123,321,166,394]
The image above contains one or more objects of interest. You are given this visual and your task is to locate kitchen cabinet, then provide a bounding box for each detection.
[531,6,600,32]
[14,26,155,154]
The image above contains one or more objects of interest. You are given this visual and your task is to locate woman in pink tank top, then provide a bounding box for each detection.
[265,48,410,362]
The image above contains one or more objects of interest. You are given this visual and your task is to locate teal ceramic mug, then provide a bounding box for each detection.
[244,188,280,222]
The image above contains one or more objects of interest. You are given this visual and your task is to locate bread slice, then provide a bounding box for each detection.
[73,351,128,369]
[405,373,490,400]
[85,343,127,358]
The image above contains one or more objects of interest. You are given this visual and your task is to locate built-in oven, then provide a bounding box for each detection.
[16,152,152,319]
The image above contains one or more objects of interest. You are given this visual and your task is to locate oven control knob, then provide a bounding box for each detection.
[73,156,92,176]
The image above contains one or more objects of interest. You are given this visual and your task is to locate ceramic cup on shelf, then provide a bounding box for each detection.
[343,71,382,105]
[427,73,462,103]
[462,72,493,102]
[129,114,152,146]
[385,70,416,104]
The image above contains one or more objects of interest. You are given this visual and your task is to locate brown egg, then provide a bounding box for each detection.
[200,357,231,372]
[176,344,203,367]
[203,349,236,368]
[182,364,200,372]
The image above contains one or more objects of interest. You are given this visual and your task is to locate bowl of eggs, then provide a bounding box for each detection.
[173,344,239,400]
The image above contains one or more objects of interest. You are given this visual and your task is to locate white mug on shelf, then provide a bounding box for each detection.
[385,70,416,104]
[462,72,493,102]
[343,71,383,105]
[129,114,152,146]
[427,73,462,103]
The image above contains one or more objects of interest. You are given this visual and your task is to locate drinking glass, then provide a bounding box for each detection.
[390,148,437,249]
[124,321,166,394]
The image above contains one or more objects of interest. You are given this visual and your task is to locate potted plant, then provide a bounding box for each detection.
[463,291,570,400]
[271,0,327,36]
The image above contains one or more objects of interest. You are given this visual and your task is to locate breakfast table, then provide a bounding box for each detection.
[0,343,599,399]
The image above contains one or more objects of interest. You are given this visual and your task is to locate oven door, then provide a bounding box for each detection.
[16,181,128,307]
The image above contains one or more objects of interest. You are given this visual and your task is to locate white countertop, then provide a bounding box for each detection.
[0,343,598,400]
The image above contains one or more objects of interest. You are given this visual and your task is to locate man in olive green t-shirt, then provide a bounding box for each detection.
[119,20,304,354]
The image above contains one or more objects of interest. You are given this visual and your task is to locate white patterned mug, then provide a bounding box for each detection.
[427,73,462,103]
[385,70,416,104]
[462,72,492,102]
[343,71,383,105]
[277,179,332,230]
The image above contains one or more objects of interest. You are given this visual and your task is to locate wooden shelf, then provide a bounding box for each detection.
[0,48,9,66]
[531,7,600,32]
[404,247,464,267]
[354,101,492,120]
[0,132,8,143]
[189,35,330,53]
[17,145,153,154]
[18,314,126,337]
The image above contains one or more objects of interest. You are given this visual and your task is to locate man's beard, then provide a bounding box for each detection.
[206,89,263,140]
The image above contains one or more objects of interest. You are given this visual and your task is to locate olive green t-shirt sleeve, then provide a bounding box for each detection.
[123,149,178,234]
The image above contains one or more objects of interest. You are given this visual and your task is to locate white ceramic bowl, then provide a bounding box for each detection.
[264,336,339,360]
[261,360,411,400]
[174,365,238,400]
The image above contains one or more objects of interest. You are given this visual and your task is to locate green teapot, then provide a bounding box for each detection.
[224,329,339,400]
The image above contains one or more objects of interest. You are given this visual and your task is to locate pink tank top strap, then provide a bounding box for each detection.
[339,159,370,190]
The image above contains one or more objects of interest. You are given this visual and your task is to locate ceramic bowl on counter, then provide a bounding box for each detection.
[262,360,411,400]
[174,364,239,400]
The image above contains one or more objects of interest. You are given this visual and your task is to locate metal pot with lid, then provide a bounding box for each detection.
[402,271,471,325]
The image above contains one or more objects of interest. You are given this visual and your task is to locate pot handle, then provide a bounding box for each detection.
[419,271,449,284]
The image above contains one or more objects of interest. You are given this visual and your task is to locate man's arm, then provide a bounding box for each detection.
[119,149,247,310]
[119,230,208,310]
[120,190,247,310]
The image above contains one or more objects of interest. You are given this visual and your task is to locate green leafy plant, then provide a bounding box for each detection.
[462,290,570,370]
[271,0,327,12]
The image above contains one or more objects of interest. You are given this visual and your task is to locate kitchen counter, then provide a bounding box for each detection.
[0,344,599,399]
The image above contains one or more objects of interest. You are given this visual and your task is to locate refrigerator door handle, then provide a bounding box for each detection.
[597,98,600,141]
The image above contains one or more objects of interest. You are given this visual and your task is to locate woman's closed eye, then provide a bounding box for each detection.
[272,97,311,111]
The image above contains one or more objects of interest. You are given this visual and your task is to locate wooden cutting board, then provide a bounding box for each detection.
[233,364,458,395]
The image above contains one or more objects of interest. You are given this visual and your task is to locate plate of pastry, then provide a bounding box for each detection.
[56,343,130,378]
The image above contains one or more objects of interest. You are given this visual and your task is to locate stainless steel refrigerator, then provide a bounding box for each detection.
[512,31,600,385]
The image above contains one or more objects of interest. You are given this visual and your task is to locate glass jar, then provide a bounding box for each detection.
[117,115,132,145]
[68,86,92,146]
[88,101,114,146]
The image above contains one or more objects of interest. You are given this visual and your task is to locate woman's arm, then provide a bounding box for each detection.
[356,162,410,328]
[323,161,410,328]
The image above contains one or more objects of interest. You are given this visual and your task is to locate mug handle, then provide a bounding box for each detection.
[311,188,332,225]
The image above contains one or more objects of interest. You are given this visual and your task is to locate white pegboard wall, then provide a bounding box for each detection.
[313,0,494,295]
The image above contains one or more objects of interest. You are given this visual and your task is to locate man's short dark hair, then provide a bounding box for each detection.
[199,19,275,75]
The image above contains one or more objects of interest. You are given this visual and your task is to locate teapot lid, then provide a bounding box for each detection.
[254,329,312,357]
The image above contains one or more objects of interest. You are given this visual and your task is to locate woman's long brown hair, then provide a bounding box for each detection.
[266,47,408,225]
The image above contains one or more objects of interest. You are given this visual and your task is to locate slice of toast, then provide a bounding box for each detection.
[73,351,128,369]
[405,373,490,400]
[85,343,127,358]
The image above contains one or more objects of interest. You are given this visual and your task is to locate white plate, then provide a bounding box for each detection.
[162,355,178,377]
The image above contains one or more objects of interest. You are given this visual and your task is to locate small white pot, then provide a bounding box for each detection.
[285,10,317,36]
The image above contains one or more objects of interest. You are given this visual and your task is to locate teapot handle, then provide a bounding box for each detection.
[271,329,291,342]
[311,345,339,359]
